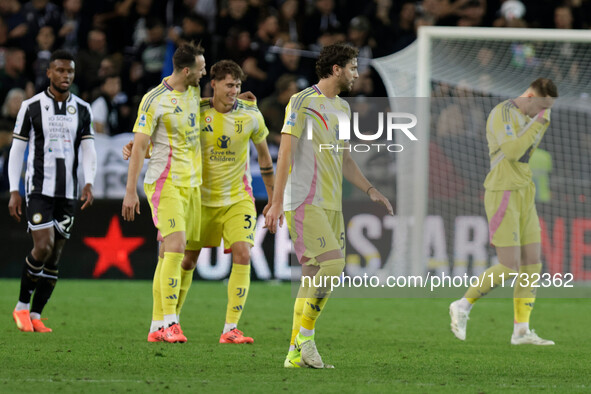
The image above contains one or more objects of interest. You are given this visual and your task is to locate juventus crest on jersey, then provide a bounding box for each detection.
[12,89,95,199]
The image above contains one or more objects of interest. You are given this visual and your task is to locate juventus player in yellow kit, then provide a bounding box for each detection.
[450,78,558,346]
[180,60,275,344]
[265,43,393,368]
[123,60,273,344]
[122,43,206,343]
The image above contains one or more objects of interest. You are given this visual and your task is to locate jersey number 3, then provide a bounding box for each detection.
[243,214,253,229]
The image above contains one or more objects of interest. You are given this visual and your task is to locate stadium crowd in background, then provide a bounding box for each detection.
[1,0,590,195]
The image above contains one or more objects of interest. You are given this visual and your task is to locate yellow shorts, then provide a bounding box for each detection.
[485,183,540,247]
[285,204,345,266]
[186,199,256,252]
[144,182,201,242]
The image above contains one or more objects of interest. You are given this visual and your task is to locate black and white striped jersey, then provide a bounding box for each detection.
[12,89,95,199]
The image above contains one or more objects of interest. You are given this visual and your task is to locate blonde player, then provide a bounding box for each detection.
[123,61,273,344]
[450,78,558,345]
[122,43,206,343]
[265,43,393,368]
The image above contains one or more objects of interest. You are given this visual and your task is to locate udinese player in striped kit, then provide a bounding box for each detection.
[8,50,97,333]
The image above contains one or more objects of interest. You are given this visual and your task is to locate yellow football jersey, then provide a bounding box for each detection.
[484,99,550,191]
[134,78,201,187]
[199,98,269,206]
[281,85,351,212]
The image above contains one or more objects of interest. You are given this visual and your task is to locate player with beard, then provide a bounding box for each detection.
[265,43,393,368]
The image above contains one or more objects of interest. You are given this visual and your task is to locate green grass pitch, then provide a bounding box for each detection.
[0,279,589,393]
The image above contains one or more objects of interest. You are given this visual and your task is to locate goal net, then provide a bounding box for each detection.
[372,27,591,283]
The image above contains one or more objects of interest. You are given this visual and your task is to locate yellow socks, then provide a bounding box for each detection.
[152,256,164,322]
[160,252,183,319]
[465,263,516,304]
[514,263,542,325]
[176,266,195,316]
[300,258,345,335]
[290,295,306,347]
[225,263,251,325]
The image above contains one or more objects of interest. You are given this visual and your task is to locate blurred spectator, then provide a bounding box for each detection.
[241,13,280,97]
[365,0,395,57]
[0,87,24,129]
[302,0,342,46]
[0,17,7,46]
[259,73,298,145]
[217,0,258,36]
[421,0,485,27]
[267,41,312,90]
[98,55,121,81]
[0,48,34,109]
[0,0,28,48]
[493,0,527,27]
[76,29,108,100]
[113,0,158,52]
[456,0,486,26]
[132,17,167,91]
[554,4,574,29]
[309,26,346,52]
[221,28,254,65]
[91,74,131,135]
[21,0,62,55]
[347,16,373,75]
[183,0,217,33]
[31,25,55,92]
[392,1,417,52]
[277,0,302,43]
[169,12,213,67]
[58,0,85,55]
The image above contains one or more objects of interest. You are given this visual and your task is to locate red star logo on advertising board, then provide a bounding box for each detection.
[83,216,144,278]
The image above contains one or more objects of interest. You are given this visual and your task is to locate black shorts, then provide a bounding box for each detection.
[26,194,76,239]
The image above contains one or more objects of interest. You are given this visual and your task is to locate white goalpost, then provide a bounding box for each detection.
[373,26,591,280]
